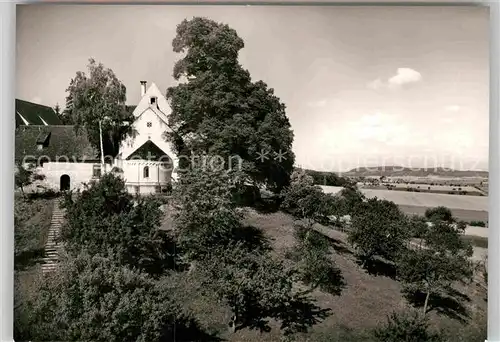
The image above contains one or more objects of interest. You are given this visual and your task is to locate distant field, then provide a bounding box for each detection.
[397,205,489,225]
[320,186,489,212]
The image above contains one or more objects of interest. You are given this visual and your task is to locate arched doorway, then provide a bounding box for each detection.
[60,174,70,191]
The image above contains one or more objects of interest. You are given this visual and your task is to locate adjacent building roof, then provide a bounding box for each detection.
[15,99,62,126]
[15,125,97,163]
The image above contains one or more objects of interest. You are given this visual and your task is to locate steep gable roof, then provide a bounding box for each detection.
[132,82,171,119]
[15,125,97,162]
[126,140,172,162]
[15,99,62,126]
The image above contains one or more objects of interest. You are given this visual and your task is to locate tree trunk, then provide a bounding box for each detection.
[229,308,238,333]
[423,289,431,316]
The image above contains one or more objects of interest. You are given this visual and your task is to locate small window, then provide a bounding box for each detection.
[37,144,43,151]
[150,97,157,105]
[147,122,152,128]
[143,166,149,178]
[93,164,102,178]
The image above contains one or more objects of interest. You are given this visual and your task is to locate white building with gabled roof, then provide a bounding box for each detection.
[16,81,179,195]
[114,81,179,194]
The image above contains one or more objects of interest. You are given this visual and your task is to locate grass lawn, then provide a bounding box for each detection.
[14,194,56,337]
[235,209,486,341]
[160,208,487,341]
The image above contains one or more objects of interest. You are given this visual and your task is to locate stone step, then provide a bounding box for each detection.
[41,259,58,264]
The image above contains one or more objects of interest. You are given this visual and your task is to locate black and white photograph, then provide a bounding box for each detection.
[13,4,489,341]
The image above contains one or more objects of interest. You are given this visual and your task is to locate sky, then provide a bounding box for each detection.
[16,4,490,172]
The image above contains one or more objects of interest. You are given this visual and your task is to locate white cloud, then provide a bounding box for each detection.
[445,105,461,112]
[367,68,422,90]
[388,68,422,88]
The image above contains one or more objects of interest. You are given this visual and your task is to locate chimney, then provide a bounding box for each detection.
[140,81,147,97]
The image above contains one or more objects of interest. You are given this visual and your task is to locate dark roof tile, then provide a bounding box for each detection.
[15,99,62,126]
[15,125,97,162]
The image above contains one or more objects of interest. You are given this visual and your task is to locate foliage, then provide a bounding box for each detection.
[298,168,352,187]
[372,310,443,342]
[425,206,454,223]
[165,17,295,193]
[65,58,133,157]
[336,184,366,217]
[470,220,486,227]
[281,170,331,226]
[196,242,330,336]
[16,252,201,342]
[172,167,244,262]
[397,220,474,315]
[408,215,429,238]
[15,161,46,196]
[61,173,174,274]
[288,227,344,295]
[347,197,409,265]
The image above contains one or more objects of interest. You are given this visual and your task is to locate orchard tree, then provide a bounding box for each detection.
[165,17,295,193]
[373,310,443,342]
[348,197,409,266]
[65,58,134,158]
[424,206,454,223]
[397,220,474,315]
[287,227,344,295]
[15,161,45,198]
[281,169,331,227]
[196,242,330,337]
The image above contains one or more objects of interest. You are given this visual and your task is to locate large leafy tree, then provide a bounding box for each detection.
[166,17,295,192]
[397,219,474,315]
[347,197,409,266]
[196,242,329,337]
[65,58,133,158]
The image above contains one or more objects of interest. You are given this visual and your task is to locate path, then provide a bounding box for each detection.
[41,198,65,274]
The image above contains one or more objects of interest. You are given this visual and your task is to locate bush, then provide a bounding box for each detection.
[470,220,486,227]
[61,173,174,274]
[16,252,198,342]
[424,206,454,223]
[288,227,344,295]
[373,310,443,342]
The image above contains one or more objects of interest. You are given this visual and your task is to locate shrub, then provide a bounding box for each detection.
[470,220,486,227]
[16,252,196,342]
[424,206,454,223]
[61,173,174,274]
[373,310,443,342]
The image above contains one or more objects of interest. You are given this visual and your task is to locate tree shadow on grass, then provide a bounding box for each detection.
[236,294,332,335]
[168,316,225,341]
[355,257,398,280]
[322,235,354,256]
[403,287,471,323]
[14,248,45,271]
[232,225,272,253]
